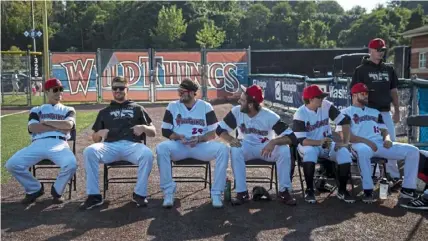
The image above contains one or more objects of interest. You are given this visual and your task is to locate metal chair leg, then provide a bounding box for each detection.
[297,160,305,198]
[73,173,77,191]
[269,165,274,190]
[274,164,279,195]
[68,181,72,199]
[204,164,208,189]
[103,165,108,198]
[208,163,212,197]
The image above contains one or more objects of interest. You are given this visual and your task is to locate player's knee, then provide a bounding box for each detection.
[83,145,97,159]
[156,141,171,156]
[64,159,78,173]
[217,142,229,155]
[140,147,154,164]
[276,145,291,159]
[302,148,317,163]
[337,148,352,164]
[5,159,16,172]
[230,146,244,159]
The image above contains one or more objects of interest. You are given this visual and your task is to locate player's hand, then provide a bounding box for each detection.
[229,138,242,147]
[334,143,351,151]
[261,141,275,158]
[321,137,333,149]
[188,136,199,148]
[383,140,393,149]
[392,111,400,124]
[97,129,109,142]
[367,141,378,152]
[131,125,145,136]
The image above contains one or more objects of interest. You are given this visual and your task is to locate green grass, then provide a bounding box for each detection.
[1,95,98,106]
[1,111,98,183]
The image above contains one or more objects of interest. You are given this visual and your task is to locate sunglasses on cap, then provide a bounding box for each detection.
[51,87,64,93]
[112,86,126,91]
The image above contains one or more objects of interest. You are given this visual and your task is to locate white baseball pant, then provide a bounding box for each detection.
[381,111,401,178]
[83,140,154,197]
[156,140,229,196]
[352,140,419,190]
[297,142,352,165]
[5,138,77,195]
[231,140,292,193]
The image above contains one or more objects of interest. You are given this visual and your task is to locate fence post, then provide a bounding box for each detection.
[346,77,351,106]
[96,48,101,103]
[200,48,208,101]
[149,48,156,103]
[411,78,419,142]
[27,49,32,106]
[247,46,251,79]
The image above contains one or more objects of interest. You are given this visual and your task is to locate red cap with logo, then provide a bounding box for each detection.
[368,38,386,49]
[303,85,328,99]
[351,83,373,94]
[245,84,264,104]
[44,78,62,90]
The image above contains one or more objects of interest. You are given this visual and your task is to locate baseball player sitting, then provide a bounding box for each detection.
[217,84,298,206]
[293,85,355,204]
[5,78,77,204]
[336,83,420,203]
[80,76,156,210]
[157,78,229,209]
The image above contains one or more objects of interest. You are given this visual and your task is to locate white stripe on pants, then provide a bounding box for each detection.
[380,111,401,178]
[156,140,229,196]
[5,138,77,195]
[231,141,292,193]
[83,140,154,197]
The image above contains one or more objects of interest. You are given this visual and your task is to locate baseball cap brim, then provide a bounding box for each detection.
[318,92,329,98]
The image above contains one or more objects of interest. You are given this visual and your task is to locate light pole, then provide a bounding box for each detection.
[31,0,36,52]
[42,0,49,79]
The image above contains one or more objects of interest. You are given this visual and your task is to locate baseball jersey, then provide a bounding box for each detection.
[218,106,295,145]
[335,105,386,142]
[162,100,218,139]
[28,103,76,141]
[293,99,346,143]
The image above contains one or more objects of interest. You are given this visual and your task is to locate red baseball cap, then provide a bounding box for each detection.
[245,84,264,104]
[368,38,386,49]
[44,78,62,90]
[303,85,328,99]
[351,83,373,94]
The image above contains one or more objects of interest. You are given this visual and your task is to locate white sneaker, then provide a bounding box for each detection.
[211,194,223,208]
[162,193,174,208]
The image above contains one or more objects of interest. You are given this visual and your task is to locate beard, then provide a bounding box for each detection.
[240,104,249,113]
[357,97,368,106]
[114,93,125,102]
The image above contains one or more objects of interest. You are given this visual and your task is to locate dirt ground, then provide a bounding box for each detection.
[1,103,427,241]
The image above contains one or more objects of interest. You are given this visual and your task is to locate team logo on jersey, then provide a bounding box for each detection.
[239,123,268,136]
[40,113,65,120]
[306,119,329,132]
[175,114,205,126]
[352,114,377,124]
[110,109,134,119]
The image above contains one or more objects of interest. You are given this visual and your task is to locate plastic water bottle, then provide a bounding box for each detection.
[379,178,389,200]
[224,178,232,201]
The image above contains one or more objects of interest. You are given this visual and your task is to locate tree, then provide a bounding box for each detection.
[150,5,187,49]
[239,3,271,48]
[406,5,425,31]
[317,1,344,15]
[196,21,226,48]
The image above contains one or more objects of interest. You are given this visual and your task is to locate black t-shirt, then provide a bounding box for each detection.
[350,57,399,112]
[92,100,152,143]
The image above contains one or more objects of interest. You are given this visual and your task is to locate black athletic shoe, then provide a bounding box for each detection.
[304,189,316,204]
[400,188,418,200]
[400,195,428,210]
[132,193,148,207]
[80,194,104,210]
[51,186,64,204]
[362,190,376,204]
[337,190,356,203]
[22,185,44,205]
[231,191,250,206]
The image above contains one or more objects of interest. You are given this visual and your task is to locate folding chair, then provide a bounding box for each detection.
[171,158,212,194]
[103,134,146,198]
[30,128,77,199]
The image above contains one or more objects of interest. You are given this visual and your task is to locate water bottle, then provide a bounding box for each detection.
[224,178,232,202]
[379,178,389,200]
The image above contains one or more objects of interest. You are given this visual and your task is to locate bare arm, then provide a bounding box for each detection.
[198,130,216,142]
[92,131,103,143]
[28,123,58,134]
[381,128,391,141]
[42,120,74,130]
[302,139,323,146]
[340,124,351,144]
[391,88,400,113]
[142,124,156,137]
[219,131,236,144]
[270,135,294,146]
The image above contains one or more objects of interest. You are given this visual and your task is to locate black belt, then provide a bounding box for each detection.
[34,136,66,142]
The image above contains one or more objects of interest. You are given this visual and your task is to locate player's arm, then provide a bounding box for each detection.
[216,110,238,144]
[292,119,322,146]
[198,104,218,142]
[270,119,297,146]
[42,108,76,130]
[137,107,156,137]
[327,102,351,144]
[27,107,57,134]
[91,112,106,143]
[161,106,182,140]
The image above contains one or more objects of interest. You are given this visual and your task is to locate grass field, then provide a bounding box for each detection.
[1,111,98,183]
[1,95,44,106]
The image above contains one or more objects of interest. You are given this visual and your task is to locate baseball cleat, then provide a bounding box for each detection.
[211,194,223,208]
[22,185,45,205]
[304,189,316,204]
[337,190,356,203]
[51,186,64,204]
[278,189,297,206]
[400,195,428,210]
[80,195,104,210]
[162,193,174,208]
[231,191,250,206]
[362,190,376,204]
[400,188,418,200]
[132,193,148,207]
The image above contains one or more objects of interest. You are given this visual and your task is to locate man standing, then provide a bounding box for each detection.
[217,84,298,206]
[157,78,229,208]
[80,76,156,210]
[293,85,355,204]
[11,70,20,95]
[351,38,402,185]
[336,83,420,203]
[5,78,77,204]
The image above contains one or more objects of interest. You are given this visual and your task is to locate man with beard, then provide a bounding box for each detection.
[5,78,77,204]
[217,84,298,206]
[351,38,402,188]
[336,83,419,203]
[157,78,229,208]
[80,76,156,210]
[293,85,354,204]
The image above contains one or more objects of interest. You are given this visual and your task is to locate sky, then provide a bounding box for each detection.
[335,0,389,12]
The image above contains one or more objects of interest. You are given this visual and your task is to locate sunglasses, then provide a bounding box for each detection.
[52,87,64,93]
[376,48,386,53]
[178,89,191,95]
[112,86,126,91]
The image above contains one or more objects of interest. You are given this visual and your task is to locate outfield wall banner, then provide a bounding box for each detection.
[51,53,98,102]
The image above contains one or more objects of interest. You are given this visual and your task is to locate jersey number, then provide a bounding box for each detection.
[259,137,269,143]
[192,128,203,135]
[373,126,380,133]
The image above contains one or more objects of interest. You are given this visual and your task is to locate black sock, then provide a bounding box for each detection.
[337,163,351,193]
[303,162,315,191]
